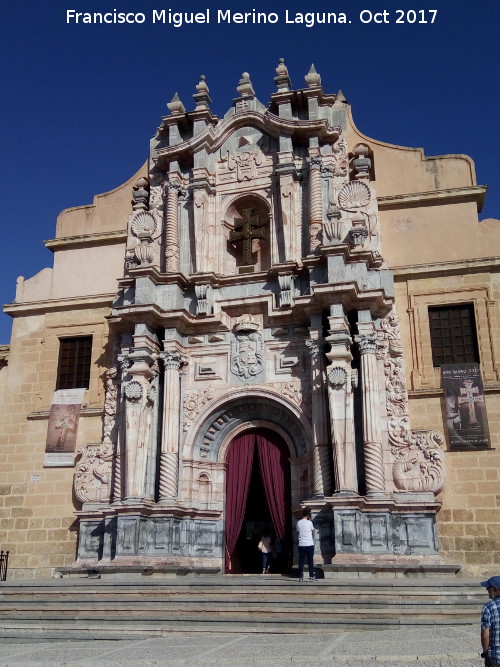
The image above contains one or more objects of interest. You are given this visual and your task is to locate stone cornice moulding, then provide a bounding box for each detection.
[392,255,500,279]
[377,185,486,211]
[44,230,127,251]
[3,293,115,316]
[28,407,104,420]
[154,110,341,166]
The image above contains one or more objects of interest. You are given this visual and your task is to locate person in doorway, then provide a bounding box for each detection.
[480,576,500,666]
[258,530,272,574]
[296,507,315,582]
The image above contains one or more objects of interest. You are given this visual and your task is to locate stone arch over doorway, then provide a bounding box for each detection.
[188,393,310,465]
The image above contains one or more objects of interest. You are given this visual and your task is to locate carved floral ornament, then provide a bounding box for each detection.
[183,387,215,431]
[377,311,445,494]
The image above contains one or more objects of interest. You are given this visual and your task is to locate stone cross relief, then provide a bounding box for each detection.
[229,208,265,266]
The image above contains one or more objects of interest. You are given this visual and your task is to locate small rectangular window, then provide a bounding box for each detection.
[428,305,479,367]
[56,336,92,390]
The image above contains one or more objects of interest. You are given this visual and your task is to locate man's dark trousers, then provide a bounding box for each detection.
[298,545,314,579]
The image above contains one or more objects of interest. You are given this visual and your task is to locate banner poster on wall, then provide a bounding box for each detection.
[441,363,490,449]
[44,388,86,467]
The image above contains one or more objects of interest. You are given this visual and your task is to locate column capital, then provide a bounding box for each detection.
[161,349,188,371]
[355,333,377,355]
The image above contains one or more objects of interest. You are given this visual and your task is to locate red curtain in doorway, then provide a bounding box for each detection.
[225,433,255,572]
[256,433,287,541]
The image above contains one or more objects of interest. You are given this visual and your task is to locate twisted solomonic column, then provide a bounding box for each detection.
[165,182,182,272]
[308,157,323,253]
[159,350,187,500]
[355,333,386,496]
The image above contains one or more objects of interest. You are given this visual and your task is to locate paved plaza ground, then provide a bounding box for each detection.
[0,626,485,666]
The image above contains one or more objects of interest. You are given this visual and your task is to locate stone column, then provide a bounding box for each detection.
[308,157,323,253]
[325,306,357,494]
[355,331,386,496]
[122,350,156,500]
[307,318,331,497]
[159,349,187,501]
[165,180,181,272]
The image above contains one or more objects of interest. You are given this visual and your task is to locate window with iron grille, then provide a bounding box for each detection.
[56,336,92,390]
[428,304,479,367]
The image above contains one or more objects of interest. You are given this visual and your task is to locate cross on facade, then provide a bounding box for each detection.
[458,379,484,425]
[229,208,265,266]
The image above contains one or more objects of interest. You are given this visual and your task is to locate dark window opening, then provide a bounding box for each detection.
[56,336,92,390]
[428,304,479,367]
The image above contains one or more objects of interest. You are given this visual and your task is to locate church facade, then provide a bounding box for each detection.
[1,62,499,579]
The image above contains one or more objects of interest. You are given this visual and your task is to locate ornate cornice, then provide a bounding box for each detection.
[154,110,341,167]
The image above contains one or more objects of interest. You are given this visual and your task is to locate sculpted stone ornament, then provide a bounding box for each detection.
[102,367,119,444]
[337,181,371,212]
[162,350,188,371]
[332,134,349,176]
[328,366,347,388]
[228,149,263,181]
[324,204,343,243]
[195,283,214,316]
[183,387,216,431]
[352,144,372,180]
[231,331,264,379]
[278,274,295,308]
[124,380,143,401]
[132,177,149,211]
[74,443,114,504]
[377,311,445,494]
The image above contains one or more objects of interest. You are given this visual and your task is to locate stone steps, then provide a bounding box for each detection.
[0,576,484,638]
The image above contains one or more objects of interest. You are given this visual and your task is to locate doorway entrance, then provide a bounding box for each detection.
[225,429,291,574]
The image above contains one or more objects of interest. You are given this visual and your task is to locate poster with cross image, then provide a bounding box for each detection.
[441,363,490,449]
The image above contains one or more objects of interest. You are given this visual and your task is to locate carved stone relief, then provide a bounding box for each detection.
[74,443,114,504]
[230,331,264,379]
[377,311,445,494]
[183,387,216,431]
[337,181,371,212]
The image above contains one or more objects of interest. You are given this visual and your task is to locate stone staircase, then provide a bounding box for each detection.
[0,576,484,639]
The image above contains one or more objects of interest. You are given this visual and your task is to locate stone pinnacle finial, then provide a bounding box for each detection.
[193,74,211,108]
[274,57,292,91]
[305,64,322,88]
[236,72,255,97]
[167,92,186,115]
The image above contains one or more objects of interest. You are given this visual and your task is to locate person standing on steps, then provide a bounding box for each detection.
[258,530,272,574]
[480,576,500,666]
[296,507,315,582]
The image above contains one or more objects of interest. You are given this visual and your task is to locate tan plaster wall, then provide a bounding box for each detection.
[0,308,110,579]
[380,203,500,267]
[55,163,146,238]
[347,108,476,195]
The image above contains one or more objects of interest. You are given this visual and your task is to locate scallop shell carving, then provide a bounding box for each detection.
[124,380,143,401]
[131,211,157,238]
[337,181,371,211]
[328,367,347,388]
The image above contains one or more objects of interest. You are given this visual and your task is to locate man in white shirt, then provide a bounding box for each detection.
[296,507,315,582]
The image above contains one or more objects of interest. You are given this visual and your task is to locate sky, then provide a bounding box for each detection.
[1,0,499,343]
